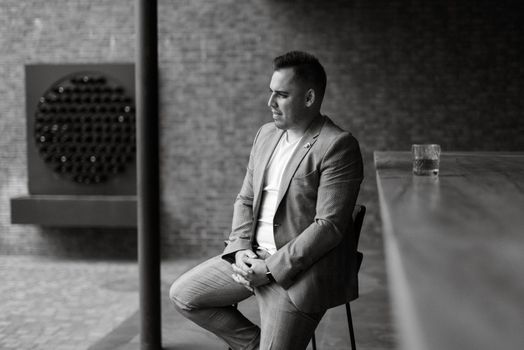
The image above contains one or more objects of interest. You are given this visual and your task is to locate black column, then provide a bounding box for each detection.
[136,0,161,349]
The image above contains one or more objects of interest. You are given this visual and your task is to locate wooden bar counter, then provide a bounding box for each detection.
[375,151,524,350]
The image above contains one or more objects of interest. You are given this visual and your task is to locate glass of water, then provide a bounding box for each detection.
[412,144,441,176]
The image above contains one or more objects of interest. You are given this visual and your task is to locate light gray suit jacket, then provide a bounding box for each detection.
[223,115,364,312]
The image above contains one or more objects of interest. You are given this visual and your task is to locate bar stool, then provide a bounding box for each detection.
[310,204,366,350]
[228,205,366,350]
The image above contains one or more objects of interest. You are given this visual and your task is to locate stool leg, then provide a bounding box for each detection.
[346,303,357,349]
[311,333,317,350]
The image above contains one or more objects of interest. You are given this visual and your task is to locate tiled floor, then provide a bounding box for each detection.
[0,252,396,350]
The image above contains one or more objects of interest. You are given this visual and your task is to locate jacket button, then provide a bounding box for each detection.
[273,223,280,227]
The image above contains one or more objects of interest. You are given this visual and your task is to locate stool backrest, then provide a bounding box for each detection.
[352,204,366,272]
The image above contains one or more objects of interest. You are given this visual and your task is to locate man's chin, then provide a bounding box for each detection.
[273,120,287,130]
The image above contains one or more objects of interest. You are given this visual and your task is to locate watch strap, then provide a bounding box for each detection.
[266,271,275,283]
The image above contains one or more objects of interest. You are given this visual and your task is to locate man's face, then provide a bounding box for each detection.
[267,68,309,131]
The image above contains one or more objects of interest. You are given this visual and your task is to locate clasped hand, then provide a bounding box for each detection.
[231,249,270,292]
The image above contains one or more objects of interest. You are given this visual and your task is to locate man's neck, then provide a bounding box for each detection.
[287,113,321,142]
[286,129,305,143]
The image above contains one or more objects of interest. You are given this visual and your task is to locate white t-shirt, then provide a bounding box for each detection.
[255,132,302,255]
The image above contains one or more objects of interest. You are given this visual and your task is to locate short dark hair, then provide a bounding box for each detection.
[273,51,327,102]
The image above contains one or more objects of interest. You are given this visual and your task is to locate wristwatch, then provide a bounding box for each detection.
[266,270,275,283]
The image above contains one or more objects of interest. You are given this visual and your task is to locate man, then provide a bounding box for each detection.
[170,51,364,350]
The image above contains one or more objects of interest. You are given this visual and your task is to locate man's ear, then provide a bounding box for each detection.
[305,88,315,107]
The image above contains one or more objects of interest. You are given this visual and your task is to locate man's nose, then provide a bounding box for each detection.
[267,93,276,108]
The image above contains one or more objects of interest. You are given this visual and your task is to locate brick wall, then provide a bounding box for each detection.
[0,0,522,258]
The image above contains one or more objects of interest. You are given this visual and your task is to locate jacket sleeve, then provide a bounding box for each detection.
[221,127,262,262]
[265,132,364,288]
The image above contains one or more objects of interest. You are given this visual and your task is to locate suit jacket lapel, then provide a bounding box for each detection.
[275,116,325,209]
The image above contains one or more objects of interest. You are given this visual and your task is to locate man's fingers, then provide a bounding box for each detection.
[232,273,249,285]
[245,257,261,265]
[231,273,253,292]
[236,260,251,272]
[245,258,265,273]
[232,263,252,276]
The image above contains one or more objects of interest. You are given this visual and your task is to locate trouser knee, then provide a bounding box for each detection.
[168,278,192,312]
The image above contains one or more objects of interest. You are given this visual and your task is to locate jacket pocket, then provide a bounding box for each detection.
[290,169,319,205]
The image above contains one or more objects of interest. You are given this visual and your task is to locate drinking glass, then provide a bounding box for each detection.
[412,144,441,176]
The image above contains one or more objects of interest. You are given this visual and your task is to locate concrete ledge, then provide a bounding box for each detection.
[375,151,524,350]
[10,195,137,227]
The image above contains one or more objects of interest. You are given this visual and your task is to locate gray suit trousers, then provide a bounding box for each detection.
[169,253,325,350]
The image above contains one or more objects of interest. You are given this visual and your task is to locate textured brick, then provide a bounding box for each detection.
[0,0,522,258]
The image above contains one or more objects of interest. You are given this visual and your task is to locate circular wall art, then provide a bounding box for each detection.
[34,72,136,185]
